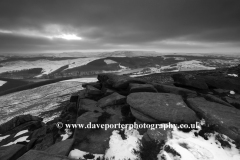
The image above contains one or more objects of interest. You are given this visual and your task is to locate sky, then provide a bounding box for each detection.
[0,0,240,55]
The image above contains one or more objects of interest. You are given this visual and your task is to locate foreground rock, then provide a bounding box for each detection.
[74,112,102,142]
[187,97,240,142]
[0,144,26,160]
[73,111,122,154]
[127,92,198,123]
[97,92,126,108]
[45,139,74,156]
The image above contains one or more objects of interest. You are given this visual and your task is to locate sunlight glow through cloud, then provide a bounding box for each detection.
[53,34,82,40]
[0,27,82,41]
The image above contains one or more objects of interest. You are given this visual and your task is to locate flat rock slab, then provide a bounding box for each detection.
[45,139,74,156]
[127,92,198,123]
[33,133,55,150]
[172,73,208,90]
[98,73,146,89]
[203,76,240,92]
[187,97,240,142]
[97,92,126,108]
[224,96,240,109]
[129,83,157,93]
[202,94,234,108]
[74,112,102,141]
[214,89,230,94]
[0,144,26,160]
[153,83,197,98]
[18,150,74,160]
[74,114,121,154]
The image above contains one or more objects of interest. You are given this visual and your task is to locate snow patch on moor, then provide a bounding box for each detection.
[105,129,142,160]
[3,136,30,146]
[0,80,6,86]
[14,129,28,138]
[104,59,118,64]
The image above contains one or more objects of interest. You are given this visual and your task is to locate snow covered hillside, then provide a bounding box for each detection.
[0,78,97,125]
[0,57,100,77]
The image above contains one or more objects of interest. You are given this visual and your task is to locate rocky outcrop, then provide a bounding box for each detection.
[98,73,146,89]
[127,92,199,123]
[1,69,239,159]
[187,97,240,142]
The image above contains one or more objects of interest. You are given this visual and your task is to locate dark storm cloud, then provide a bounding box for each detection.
[0,0,240,53]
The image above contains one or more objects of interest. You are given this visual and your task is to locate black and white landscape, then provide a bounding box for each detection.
[0,0,240,160]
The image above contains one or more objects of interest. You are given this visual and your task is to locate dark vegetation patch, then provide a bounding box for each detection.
[0,77,73,96]
[84,153,95,159]
[0,56,79,63]
[195,124,216,140]
[0,78,30,92]
[118,129,127,140]
[0,68,43,79]
[121,104,131,116]
[164,145,181,158]
[63,58,121,73]
[215,134,231,149]
[179,142,190,149]
[139,139,165,160]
